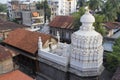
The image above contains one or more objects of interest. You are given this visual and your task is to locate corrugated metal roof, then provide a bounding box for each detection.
[49,16,74,29]
[104,22,120,29]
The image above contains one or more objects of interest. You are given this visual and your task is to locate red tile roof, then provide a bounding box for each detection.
[4,28,56,54]
[0,45,19,61]
[0,19,29,31]
[0,70,33,80]
[104,22,120,29]
[49,16,74,29]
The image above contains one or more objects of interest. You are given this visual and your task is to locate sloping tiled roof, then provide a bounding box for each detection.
[0,19,29,31]
[0,70,33,80]
[4,28,56,54]
[104,22,120,29]
[49,16,74,29]
[0,45,19,61]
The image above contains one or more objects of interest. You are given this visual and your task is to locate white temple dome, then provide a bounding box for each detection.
[70,9,104,77]
[80,11,95,23]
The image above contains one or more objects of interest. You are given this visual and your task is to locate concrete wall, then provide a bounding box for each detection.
[0,58,13,74]
[69,73,98,80]
[22,11,31,26]
[38,58,98,80]
[39,62,68,80]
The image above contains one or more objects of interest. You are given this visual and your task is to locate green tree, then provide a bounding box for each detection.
[77,0,87,7]
[94,14,106,35]
[36,0,51,22]
[102,0,120,22]
[72,7,85,30]
[0,3,7,12]
[36,1,43,10]
[105,37,120,72]
[88,0,104,11]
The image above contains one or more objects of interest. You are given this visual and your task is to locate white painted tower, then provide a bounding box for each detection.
[70,9,104,77]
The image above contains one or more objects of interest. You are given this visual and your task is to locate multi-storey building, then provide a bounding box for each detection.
[22,10,44,31]
[50,0,77,20]
[7,0,30,23]
[7,0,44,31]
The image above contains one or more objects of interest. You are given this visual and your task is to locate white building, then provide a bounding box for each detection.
[58,0,77,15]
[50,0,77,19]
[38,9,104,77]
[70,9,104,76]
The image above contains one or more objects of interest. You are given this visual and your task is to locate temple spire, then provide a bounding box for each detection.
[80,6,95,31]
[70,8,104,77]
[38,37,42,50]
[57,31,60,43]
[85,6,89,13]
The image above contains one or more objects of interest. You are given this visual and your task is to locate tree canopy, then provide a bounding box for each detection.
[77,0,120,22]
[105,37,120,72]
[72,0,120,35]
[36,0,51,22]
[72,7,85,30]
[0,3,7,12]
[88,0,104,11]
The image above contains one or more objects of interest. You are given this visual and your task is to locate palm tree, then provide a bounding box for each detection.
[77,0,87,7]
[88,0,104,12]
[103,0,120,22]
[72,7,85,30]
[94,14,106,35]
[36,0,51,22]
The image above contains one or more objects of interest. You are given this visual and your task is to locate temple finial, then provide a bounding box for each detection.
[39,37,42,42]
[85,6,90,13]
[57,31,60,43]
[38,36,42,50]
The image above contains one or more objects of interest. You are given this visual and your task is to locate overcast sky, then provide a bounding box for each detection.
[0,0,8,4]
[0,0,42,4]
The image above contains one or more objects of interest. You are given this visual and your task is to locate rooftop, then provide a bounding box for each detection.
[49,16,74,29]
[104,22,120,30]
[0,70,33,80]
[0,20,29,32]
[4,28,56,54]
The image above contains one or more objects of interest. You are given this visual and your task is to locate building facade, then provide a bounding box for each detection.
[7,0,28,22]
[49,16,74,43]
[7,0,44,28]
[0,45,19,74]
[49,0,77,20]
[22,10,44,31]
[58,0,77,15]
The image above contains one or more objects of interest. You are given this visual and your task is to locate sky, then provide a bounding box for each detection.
[0,0,43,4]
[0,0,8,4]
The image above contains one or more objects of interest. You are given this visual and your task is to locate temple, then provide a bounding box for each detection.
[38,9,104,79]
[69,9,104,76]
